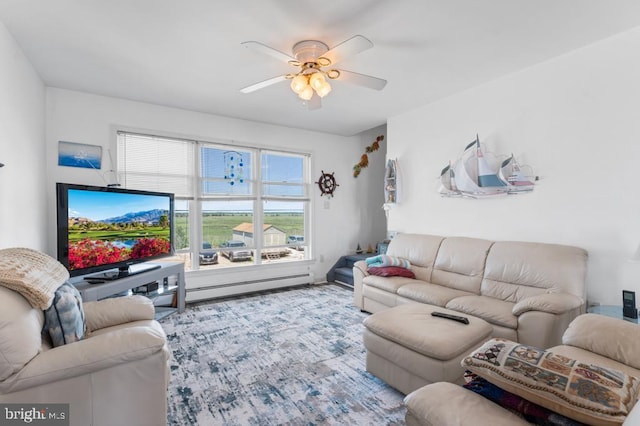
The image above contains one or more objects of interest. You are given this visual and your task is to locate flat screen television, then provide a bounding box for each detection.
[56,183,174,279]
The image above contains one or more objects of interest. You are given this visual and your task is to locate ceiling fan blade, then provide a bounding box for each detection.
[240,75,287,93]
[241,41,295,63]
[323,35,373,66]
[335,69,387,90]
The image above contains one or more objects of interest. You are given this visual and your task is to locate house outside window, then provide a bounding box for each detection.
[117,131,311,271]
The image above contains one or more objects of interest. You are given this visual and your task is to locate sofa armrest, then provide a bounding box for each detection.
[404,382,531,426]
[0,321,167,394]
[84,295,155,332]
[562,313,640,370]
[512,293,584,316]
[352,260,369,309]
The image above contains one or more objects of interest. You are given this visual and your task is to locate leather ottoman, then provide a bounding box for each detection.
[362,303,493,394]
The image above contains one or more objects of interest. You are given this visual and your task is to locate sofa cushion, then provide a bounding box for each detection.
[398,282,475,307]
[430,237,493,294]
[364,304,493,360]
[481,241,588,302]
[462,338,640,426]
[0,286,44,381]
[386,233,444,280]
[0,247,70,309]
[446,295,517,329]
[43,282,86,347]
[363,275,417,293]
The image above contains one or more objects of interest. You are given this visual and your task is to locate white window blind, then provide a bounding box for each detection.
[117,132,195,198]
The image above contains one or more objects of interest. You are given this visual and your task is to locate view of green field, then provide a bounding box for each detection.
[174,212,303,249]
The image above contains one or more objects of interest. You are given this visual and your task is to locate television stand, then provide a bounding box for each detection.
[73,262,185,319]
[87,263,162,281]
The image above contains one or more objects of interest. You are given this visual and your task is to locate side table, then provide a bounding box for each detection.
[587,305,638,324]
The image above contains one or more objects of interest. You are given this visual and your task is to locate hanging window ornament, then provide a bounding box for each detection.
[224,151,245,186]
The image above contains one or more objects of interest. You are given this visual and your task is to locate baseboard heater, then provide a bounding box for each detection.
[186,273,314,302]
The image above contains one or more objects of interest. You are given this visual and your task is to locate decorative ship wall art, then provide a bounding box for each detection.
[438,134,536,199]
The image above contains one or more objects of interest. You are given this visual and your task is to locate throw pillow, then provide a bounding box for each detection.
[0,247,70,309]
[462,338,640,426]
[43,281,86,347]
[367,266,415,278]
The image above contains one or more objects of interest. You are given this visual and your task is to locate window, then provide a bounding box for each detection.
[174,200,190,251]
[261,152,308,258]
[117,132,195,197]
[117,132,311,270]
[201,146,253,196]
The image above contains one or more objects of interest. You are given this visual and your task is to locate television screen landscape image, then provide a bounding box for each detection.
[56,183,174,277]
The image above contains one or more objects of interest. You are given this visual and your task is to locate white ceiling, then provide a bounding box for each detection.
[2,0,640,136]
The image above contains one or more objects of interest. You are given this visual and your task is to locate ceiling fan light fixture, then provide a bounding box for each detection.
[326,69,341,79]
[316,81,332,98]
[241,36,386,107]
[309,72,326,91]
[298,85,314,100]
[290,74,308,94]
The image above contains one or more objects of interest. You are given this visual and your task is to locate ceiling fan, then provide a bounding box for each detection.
[240,35,387,109]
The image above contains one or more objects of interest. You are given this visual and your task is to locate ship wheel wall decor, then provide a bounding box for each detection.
[316,170,339,197]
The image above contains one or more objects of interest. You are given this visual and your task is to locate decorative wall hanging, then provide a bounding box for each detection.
[224,151,245,186]
[438,134,536,199]
[316,170,339,197]
[384,158,398,204]
[353,134,384,177]
[58,141,102,169]
[383,158,398,218]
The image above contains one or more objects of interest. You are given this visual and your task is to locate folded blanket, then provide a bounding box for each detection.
[365,254,411,269]
[463,374,585,426]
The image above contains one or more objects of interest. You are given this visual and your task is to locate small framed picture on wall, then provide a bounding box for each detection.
[58,141,102,169]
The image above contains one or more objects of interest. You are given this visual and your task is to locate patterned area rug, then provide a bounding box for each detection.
[160,284,405,425]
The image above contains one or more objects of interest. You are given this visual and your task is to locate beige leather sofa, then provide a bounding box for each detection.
[0,286,170,426]
[404,314,640,425]
[354,233,588,348]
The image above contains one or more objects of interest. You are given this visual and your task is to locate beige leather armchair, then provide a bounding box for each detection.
[0,285,170,426]
[404,314,640,425]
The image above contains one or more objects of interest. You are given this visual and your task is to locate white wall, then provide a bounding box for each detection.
[0,22,46,250]
[388,26,640,306]
[346,124,388,251]
[46,88,387,288]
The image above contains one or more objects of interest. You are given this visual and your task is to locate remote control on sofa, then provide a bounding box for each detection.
[431,311,470,324]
